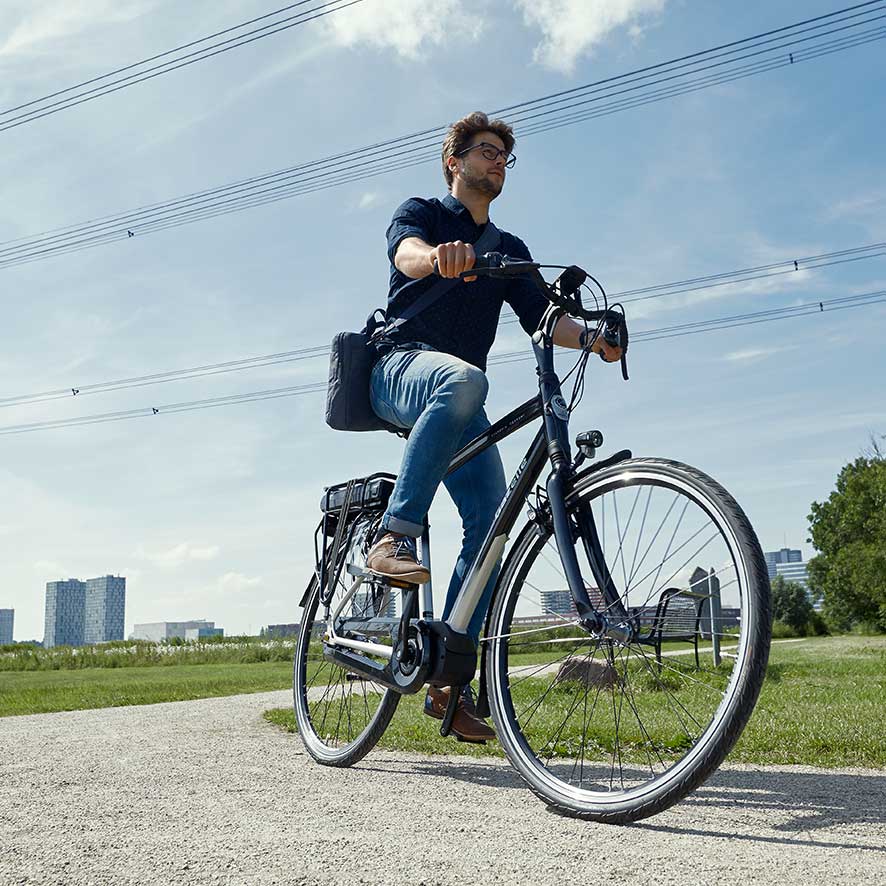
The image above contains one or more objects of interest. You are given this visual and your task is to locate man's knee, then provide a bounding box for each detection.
[436,364,488,418]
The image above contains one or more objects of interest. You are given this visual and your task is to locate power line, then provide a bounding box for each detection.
[486,288,886,365]
[0,0,365,133]
[1,2,883,272]
[2,240,883,409]
[3,14,882,270]
[2,288,883,436]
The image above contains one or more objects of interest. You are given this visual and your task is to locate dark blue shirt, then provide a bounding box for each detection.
[384,194,547,372]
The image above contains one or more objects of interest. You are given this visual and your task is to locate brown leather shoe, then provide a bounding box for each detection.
[366,532,430,585]
[424,685,496,743]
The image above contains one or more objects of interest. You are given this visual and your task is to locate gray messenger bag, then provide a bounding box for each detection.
[325,223,501,433]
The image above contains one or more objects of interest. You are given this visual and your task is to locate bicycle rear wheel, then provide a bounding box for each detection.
[294,515,400,767]
[485,458,771,823]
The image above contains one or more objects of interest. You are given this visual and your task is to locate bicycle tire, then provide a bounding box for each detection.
[293,525,400,767]
[485,457,771,823]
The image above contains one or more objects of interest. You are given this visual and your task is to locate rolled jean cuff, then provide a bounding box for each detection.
[381,513,424,537]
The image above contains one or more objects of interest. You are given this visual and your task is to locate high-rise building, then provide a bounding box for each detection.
[130,620,218,641]
[44,580,87,648]
[539,590,576,618]
[0,609,13,644]
[775,561,810,592]
[84,576,126,644]
[44,576,127,647]
[763,548,802,580]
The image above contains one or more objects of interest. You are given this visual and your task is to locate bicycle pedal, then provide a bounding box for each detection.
[455,735,487,745]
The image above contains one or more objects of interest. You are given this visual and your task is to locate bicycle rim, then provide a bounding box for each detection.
[293,516,400,766]
[486,458,770,822]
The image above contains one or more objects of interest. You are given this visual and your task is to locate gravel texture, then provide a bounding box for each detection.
[1,690,884,885]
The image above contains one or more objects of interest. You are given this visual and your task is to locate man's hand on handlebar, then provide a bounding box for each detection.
[586,332,623,364]
[431,240,477,282]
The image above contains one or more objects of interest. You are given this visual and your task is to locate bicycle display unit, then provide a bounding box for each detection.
[294,254,772,824]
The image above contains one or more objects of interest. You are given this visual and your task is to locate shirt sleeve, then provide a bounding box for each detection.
[386,198,437,265]
[503,235,548,336]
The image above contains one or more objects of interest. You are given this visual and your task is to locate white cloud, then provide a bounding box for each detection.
[724,345,798,363]
[514,0,666,73]
[357,191,383,211]
[217,572,263,594]
[320,0,485,59]
[137,542,221,567]
[0,0,156,61]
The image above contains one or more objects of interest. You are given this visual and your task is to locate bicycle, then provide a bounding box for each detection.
[293,253,772,824]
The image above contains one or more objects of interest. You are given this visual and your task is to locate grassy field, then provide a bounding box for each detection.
[0,661,293,717]
[0,637,296,671]
[3,636,884,768]
[265,635,886,768]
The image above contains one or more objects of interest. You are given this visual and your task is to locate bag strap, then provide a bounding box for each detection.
[382,221,501,335]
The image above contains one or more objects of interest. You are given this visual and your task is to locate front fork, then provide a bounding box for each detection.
[532,318,635,645]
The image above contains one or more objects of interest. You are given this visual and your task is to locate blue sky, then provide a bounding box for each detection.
[1,0,884,641]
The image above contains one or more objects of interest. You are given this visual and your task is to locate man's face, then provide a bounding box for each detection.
[454,131,508,198]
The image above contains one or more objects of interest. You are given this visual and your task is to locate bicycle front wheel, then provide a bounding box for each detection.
[485,458,771,823]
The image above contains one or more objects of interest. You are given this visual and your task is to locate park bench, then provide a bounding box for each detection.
[649,587,708,669]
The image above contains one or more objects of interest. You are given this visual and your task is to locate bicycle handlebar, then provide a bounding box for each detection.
[466,253,629,379]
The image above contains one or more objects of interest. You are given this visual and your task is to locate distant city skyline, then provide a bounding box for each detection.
[43,576,125,648]
[764,548,803,580]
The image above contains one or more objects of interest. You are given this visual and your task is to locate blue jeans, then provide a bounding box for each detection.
[369,345,506,643]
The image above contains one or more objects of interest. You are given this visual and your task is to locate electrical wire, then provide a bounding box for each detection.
[4,19,882,269]
[496,243,886,328]
[0,242,886,409]
[2,288,883,437]
[1,3,883,271]
[3,240,883,410]
[0,0,365,133]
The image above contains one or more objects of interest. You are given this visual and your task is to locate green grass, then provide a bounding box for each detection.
[0,661,293,717]
[0,636,297,671]
[264,635,886,768]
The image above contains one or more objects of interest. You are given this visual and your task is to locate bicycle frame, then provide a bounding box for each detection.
[323,302,634,684]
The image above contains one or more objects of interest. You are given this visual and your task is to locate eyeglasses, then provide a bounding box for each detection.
[455,142,517,168]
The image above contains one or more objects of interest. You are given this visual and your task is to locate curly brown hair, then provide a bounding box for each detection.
[441,111,515,190]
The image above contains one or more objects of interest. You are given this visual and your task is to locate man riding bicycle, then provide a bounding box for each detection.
[366,111,623,742]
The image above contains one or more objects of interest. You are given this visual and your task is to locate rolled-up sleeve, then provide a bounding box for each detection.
[504,236,547,335]
[386,198,437,264]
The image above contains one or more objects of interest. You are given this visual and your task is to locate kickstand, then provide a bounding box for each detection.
[439,684,462,738]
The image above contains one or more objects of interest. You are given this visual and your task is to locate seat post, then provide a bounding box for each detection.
[418,518,433,620]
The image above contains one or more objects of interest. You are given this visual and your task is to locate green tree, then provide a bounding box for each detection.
[807,445,886,632]
[769,575,815,635]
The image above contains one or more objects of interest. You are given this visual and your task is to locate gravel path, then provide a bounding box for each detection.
[1,691,883,885]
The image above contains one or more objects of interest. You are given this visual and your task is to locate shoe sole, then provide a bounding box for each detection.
[423,705,495,744]
[367,568,430,585]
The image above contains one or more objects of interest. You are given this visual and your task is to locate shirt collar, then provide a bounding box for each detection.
[442,193,492,229]
[442,193,471,217]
